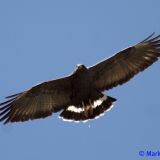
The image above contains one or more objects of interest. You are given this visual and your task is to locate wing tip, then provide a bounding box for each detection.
[141,32,160,43]
[0,92,23,124]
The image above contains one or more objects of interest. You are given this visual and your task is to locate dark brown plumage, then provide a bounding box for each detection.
[0,33,160,124]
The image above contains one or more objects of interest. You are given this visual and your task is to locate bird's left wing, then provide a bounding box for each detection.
[0,75,73,124]
[89,33,160,91]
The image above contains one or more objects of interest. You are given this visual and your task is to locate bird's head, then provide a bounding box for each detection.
[76,64,87,71]
[75,64,88,74]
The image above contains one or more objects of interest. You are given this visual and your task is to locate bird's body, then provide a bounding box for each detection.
[71,65,93,102]
[60,65,116,122]
[0,33,160,124]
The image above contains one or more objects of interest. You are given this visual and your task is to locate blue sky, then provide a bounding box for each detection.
[0,0,160,159]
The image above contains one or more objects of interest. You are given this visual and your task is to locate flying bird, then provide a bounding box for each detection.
[0,33,160,124]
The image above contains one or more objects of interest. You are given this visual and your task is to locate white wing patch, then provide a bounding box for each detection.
[60,95,115,123]
[66,95,107,113]
[67,105,84,113]
[93,95,107,108]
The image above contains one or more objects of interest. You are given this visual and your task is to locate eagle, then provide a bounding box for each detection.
[0,33,160,124]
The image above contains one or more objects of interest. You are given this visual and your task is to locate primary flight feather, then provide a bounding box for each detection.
[0,33,160,124]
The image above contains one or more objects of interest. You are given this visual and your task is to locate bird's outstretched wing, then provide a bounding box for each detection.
[89,33,160,91]
[0,76,72,124]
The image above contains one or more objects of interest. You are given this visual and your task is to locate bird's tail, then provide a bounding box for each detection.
[59,94,117,122]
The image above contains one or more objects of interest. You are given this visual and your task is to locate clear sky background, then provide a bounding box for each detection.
[0,0,160,159]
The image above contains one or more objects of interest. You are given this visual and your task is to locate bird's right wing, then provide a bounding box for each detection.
[89,33,160,91]
[0,75,73,124]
